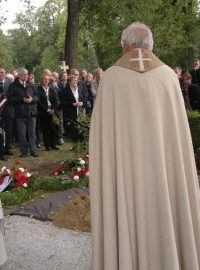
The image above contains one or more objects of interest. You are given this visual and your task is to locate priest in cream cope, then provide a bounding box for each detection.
[89,22,200,270]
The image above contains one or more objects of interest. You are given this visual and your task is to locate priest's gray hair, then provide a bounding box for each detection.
[121,22,154,51]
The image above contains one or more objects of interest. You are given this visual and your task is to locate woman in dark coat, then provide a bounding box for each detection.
[61,75,85,144]
[37,75,59,151]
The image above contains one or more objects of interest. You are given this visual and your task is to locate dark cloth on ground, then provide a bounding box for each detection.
[10,188,89,221]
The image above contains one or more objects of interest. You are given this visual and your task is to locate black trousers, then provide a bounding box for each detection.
[64,118,79,142]
[40,114,56,149]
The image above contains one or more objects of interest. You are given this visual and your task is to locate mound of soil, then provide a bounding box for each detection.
[52,195,91,232]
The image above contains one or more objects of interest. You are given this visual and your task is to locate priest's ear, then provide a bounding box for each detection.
[122,42,129,54]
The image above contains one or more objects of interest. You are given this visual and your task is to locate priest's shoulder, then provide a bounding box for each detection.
[157,64,180,80]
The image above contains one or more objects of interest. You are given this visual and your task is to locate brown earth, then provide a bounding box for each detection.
[52,195,91,232]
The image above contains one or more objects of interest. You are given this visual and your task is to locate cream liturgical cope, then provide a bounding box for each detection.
[0,200,7,266]
[89,48,200,270]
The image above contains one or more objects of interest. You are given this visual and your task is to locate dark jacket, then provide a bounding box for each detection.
[7,78,38,118]
[82,82,94,116]
[190,68,200,85]
[61,83,85,120]
[37,85,59,117]
[188,84,200,110]
[1,79,14,118]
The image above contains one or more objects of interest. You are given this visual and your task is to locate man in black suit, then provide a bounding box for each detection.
[190,59,200,85]
[0,67,14,158]
[7,68,39,158]
[182,72,200,111]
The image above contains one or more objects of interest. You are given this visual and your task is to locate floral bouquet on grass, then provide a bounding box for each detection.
[0,161,35,192]
[49,155,89,182]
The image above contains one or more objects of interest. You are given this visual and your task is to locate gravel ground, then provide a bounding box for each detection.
[2,215,92,270]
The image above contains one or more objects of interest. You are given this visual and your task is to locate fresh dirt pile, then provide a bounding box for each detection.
[52,195,91,232]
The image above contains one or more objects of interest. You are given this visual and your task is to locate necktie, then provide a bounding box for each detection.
[0,82,3,93]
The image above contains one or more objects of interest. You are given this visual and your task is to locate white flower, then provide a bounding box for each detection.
[79,160,85,165]
[74,175,79,180]
[55,172,58,176]
[18,168,25,172]
[6,169,11,174]
[77,167,81,172]
[23,183,28,188]
[78,158,82,161]
[26,172,32,178]
[85,172,89,177]
[1,166,6,173]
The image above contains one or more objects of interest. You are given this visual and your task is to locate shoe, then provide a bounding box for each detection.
[37,144,42,148]
[20,153,27,158]
[51,146,60,150]
[0,156,7,161]
[56,141,62,145]
[4,150,14,156]
[31,152,39,157]
[46,147,51,151]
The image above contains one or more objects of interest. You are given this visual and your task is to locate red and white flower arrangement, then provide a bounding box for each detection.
[0,161,35,192]
[49,155,89,181]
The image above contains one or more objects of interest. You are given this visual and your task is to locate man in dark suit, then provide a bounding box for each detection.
[0,67,14,158]
[190,59,200,85]
[182,72,200,110]
[7,68,39,158]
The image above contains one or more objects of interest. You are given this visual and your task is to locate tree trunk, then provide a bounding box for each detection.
[64,0,83,70]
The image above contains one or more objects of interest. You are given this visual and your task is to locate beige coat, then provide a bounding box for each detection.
[89,48,200,270]
[91,79,100,103]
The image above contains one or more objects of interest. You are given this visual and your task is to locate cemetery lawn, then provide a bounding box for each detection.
[0,141,74,176]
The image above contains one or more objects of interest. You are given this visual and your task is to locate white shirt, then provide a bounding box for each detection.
[43,86,51,107]
[19,80,26,88]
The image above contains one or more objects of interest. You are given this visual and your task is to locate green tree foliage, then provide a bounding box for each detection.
[0,30,13,69]
[81,0,200,70]
[1,0,200,73]
[33,46,61,81]
[6,0,65,72]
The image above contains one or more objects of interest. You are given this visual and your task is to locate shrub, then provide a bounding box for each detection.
[74,111,90,155]
[187,110,200,152]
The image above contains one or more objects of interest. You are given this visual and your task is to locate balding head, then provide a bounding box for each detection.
[121,22,153,52]
[42,69,52,76]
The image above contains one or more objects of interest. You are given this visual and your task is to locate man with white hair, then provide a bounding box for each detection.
[89,22,200,270]
[7,68,39,158]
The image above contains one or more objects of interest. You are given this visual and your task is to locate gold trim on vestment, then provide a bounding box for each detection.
[114,48,164,73]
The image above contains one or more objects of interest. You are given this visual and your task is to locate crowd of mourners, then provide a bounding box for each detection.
[0,60,199,161]
[0,66,104,160]
[174,59,200,111]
